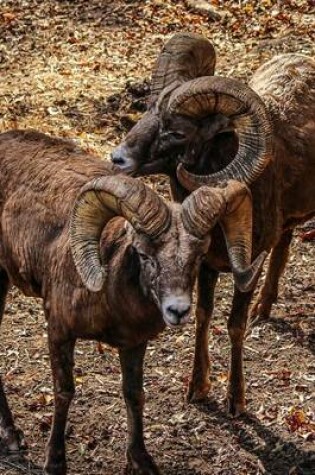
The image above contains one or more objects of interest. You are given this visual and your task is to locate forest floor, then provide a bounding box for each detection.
[0,1,314,474]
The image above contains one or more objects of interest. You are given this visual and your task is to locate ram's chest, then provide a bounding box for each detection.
[71,289,164,347]
[44,283,162,348]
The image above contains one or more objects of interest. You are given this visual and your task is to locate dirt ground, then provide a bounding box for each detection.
[0,1,314,474]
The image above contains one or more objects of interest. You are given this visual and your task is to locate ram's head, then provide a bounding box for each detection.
[111,33,218,176]
[111,33,273,190]
[70,176,266,328]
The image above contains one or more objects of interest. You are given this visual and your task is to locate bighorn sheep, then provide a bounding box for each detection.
[0,129,264,474]
[111,33,315,413]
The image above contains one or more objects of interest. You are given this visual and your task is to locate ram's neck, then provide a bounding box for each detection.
[99,220,164,346]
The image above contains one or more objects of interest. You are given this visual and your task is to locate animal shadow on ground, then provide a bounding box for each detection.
[0,451,42,474]
[197,399,315,475]
[266,316,315,358]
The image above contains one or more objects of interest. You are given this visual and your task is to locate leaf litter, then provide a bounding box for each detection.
[0,1,314,474]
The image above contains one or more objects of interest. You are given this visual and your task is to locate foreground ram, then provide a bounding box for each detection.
[111,33,315,413]
[0,130,264,474]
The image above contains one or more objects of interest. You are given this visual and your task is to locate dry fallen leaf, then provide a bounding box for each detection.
[0,2,314,475]
[285,407,307,432]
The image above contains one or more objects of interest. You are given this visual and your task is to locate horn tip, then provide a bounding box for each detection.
[234,250,268,293]
[84,268,106,292]
[176,163,199,192]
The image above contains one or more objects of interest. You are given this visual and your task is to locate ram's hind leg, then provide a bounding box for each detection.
[250,229,293,322]
[188,265,218,402]
[0,269,22,453]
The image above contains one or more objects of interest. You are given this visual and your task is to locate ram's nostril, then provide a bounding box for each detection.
[166,304,191,320]
[112,157,126,165]
[111,151,126,166]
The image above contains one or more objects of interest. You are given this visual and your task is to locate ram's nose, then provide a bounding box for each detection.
[111,145,136,174]
[111,146,126,167]
[162,295,191,328]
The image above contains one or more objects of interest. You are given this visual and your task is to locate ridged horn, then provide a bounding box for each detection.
[182,181,267,292]
[170,76,273,188]
[181,185,225,239]
[220,181,267,292]
[151,33,216,100]
[70,175,171,292]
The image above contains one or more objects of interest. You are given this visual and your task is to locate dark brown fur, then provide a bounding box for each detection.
[111,53,315,415]
[0,130,208,475]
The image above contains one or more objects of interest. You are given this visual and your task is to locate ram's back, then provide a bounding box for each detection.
[0,130,116,214]
[250,54,315,223]
[250,54,315,156]
[0,130,116,296]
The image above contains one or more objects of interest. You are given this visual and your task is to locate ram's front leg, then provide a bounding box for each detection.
[227,287,253,417]
[44,330,75,475]
[119,342,160,475]
[188,264,218,402]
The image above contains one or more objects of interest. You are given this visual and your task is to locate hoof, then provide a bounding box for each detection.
[250,295,276,323]
[250,310,271,324]
[247,300,274,335]
[126,449,161,475]
[226,395,246,418]
[44,461,67,475]
[126,465,161,475]
[0,427,25,454]
[187,380,211,403]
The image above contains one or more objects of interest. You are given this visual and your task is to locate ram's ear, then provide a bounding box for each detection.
[127,245,141,279]
[199,114,232,141]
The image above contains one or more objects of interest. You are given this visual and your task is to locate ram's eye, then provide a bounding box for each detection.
[139,252,154,264]
[159,129,169,140]
[197,252,208,263]
[170,131,186,141]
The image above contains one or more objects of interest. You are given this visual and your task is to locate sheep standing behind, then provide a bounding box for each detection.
[0,130,263,474]
[111,33,315,414]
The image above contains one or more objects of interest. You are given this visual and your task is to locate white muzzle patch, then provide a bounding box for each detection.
[162,293,191,328]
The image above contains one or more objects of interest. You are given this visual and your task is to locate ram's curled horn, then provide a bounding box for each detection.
[70,176,171,292]
[171,76,273,188]
[151,33,216,101]
[181,184,225,239]
[182,181,267,292]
